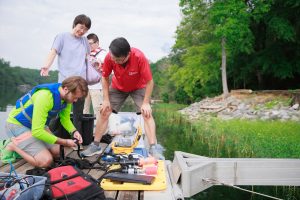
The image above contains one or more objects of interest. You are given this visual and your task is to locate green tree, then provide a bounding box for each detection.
[148,0,300,103]
[208,0,255,97]
[169,0,221,100]
[228,0,300,89]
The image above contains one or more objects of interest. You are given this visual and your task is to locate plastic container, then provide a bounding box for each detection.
[0,172,46,200]
[81,114,96,145]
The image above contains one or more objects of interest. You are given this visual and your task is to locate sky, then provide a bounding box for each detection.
[0,0,181,70]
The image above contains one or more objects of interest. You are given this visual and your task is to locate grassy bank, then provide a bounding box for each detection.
[153,103,300,200]
[153,103,300,159]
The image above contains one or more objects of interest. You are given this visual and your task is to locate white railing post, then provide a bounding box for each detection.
[170,151,300,198]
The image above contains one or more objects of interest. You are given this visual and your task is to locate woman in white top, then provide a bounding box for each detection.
[83,33,106,121]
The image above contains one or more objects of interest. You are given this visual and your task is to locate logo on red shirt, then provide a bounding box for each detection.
[128,71,138,76]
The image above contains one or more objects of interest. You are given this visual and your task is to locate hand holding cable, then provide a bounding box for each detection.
[72,130,83,144]
[73,138,83,159]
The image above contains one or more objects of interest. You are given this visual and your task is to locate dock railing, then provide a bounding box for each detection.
[170,151,300,198]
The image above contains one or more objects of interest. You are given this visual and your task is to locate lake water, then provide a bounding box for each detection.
[0,106,13,140]
[0,86,25,140]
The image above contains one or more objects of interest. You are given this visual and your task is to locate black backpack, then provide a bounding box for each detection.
[43,165,106,200]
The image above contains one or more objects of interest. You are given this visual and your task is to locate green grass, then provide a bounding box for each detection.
[153,103,300,200]
[154,103,300,159]
[195,118,300,158]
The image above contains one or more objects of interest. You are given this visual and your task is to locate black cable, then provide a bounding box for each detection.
[76,143,82,159]
[73,138,83,159]
[17,175,35,185]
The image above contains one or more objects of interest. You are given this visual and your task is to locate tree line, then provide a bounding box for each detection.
[0,59,58,109]
[152,0,300,104]
[0,59,58,88]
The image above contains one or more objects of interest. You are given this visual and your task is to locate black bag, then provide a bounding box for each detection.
[44,165,105,200]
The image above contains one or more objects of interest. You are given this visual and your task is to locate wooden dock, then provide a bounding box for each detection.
[0,142,175,200]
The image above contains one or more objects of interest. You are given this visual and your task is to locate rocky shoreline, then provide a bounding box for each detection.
[179,90,300,121]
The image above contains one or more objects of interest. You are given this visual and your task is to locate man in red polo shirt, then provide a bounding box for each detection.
[81,37,163,159]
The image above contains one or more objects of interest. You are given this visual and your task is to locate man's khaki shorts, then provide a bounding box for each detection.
[109,87,146,112]
[6,122,55,157]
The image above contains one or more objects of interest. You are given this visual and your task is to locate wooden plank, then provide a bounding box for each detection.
[139,191,144,200]
[143,161,174,200]
[64,147,74,156]
[104,190,118,199]
[88,168,105,179]
[117,190,139,200]
[0,159,26,173]
[14,162,34,174]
